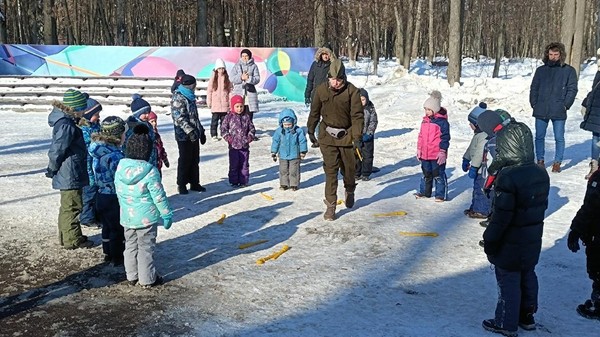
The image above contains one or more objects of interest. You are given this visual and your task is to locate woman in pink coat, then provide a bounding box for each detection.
[207,58,233,141]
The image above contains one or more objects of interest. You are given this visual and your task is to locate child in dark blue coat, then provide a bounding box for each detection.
[270,109,308,191]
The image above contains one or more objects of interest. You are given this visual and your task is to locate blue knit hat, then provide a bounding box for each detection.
[81,96,102,121]
[130,93,151,118]
[63,89,87,111]
[468,102,487,126]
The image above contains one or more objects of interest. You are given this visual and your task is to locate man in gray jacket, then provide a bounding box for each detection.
[529,42,578,173]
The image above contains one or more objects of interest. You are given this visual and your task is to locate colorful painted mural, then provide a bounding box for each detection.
[0,45,317,102]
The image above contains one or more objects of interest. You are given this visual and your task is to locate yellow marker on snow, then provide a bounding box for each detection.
[216,214,226,224]
[256,245,290,265]
[239,239,269,250]
[375,211,408,217]
[337,200,344,205]
[399,231,439,237]
[261,192,274,201]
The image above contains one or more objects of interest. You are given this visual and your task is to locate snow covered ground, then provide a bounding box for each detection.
[1,56,599,336]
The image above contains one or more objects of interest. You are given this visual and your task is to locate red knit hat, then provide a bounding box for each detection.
[147,111,158,121]
[230,95,244,112]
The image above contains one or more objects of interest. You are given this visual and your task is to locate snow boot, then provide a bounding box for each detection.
[323,199,336,221]
[482,319,518,337]
[345,185,356,208]
[551,161,561,173]
[537,160,545,169]
[585,160,598,179]
[518,305,536,330]
[577,299,600,320]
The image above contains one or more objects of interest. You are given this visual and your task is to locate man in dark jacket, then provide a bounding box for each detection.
[46,89,94,250]
[305,47,333,106]
[477,110,550,336]
[308,59,364,221]
[567,169,600,319]
[529,42,578,173]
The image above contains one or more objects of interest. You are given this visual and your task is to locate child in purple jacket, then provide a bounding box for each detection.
[221,95,256,187]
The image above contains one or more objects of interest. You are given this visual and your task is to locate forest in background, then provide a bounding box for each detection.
[0,0,598,84]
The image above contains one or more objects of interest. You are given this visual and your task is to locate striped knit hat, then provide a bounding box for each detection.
[100,116,126,140]
[63,89,88,111]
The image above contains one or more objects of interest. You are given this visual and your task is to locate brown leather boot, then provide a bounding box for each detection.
[323,199,336,221]
[551,161,561,173]
[345,185,356,208]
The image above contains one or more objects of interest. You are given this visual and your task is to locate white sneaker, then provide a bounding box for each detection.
[212,136,220,141]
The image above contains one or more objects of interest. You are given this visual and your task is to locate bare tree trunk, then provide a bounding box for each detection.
[42,0,57,44]
[394,5,405,65]
[347,9,357,67]
[0,4,6,43]
[492,1,505,78]
[447,0,463,87]
[195,0,207,45]
[314,0,326,47]
[403,0,415,68]
[116,0,126,45]
[427,0,434,62]
[570,0,586,77]
[370,1,380,75]
[411,0,423,58]
[213,0,226,46]
[561,0,576,59]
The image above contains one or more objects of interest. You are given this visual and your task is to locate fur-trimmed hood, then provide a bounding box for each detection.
[314,47,333,62]
[48,100,82,127]
[91,132,122,147]
[542,42,567,66]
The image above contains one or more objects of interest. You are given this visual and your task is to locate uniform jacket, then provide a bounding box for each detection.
[230,58,260,112]
[221,112,256,150]
[483,163,550,271]
[416,108,450,160]
[305,48,332,101]
[47,101,89,190]
[307,81,364,147]
[529,60,578,120]
[88,135,124,195]
[171,88,205,142]
[580,71,600,134]
[207,71,232,113]
[271,109,308,160]
[80,121,101,186]
[463,130,488,174]
[115,158,173,229]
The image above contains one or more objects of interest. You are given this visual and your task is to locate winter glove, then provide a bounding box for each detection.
[468,166,478,179]
[353,139,362,150]
[271,153,277,162]
[567,229,581,253]
[305,97,311,107]
[188,130,198,142]
[45,167,56,178]
[162,216,173,230]
[164,158,170,168]
[436,150,447,165]
[248,135,254,143]
[362,134,373,142]
[300,152,306,159]
[200,131,207,145]
[461,158,471,172]
[308,133,319,147]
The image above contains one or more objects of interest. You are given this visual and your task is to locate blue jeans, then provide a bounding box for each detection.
[419,160,447,199]
[534,118,565,163]
[592,132,600,161]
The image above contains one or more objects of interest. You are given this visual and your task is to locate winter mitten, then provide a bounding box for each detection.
[362,134,373,142]
[200,131,207,145]
[162,216,173,230]
[568,229,581,253]
[305,97,311,107]
[308,133,319,147]
[461,158,471,172]
[45,167,56,178]
[300,152,306,159]
[164,158,170,168]
[436,150,447,165]
[271,153,277,162]
[468,166,478,179]
[188,130,198,142]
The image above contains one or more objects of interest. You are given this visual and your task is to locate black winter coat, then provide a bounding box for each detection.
[483,163,550,271]
[580,71,600,134]
[305,60,330,101]
[487,120,534,176]
[570,170,600,245]
[529,62,578,120]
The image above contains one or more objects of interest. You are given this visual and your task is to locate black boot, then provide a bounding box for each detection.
[345,185,356,208]
[190,184,206,192]
[178,185,188,195]
[577,299,600,320]
[519,305,536,330]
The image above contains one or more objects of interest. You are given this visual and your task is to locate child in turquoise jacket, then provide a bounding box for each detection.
[270,108,308,190]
